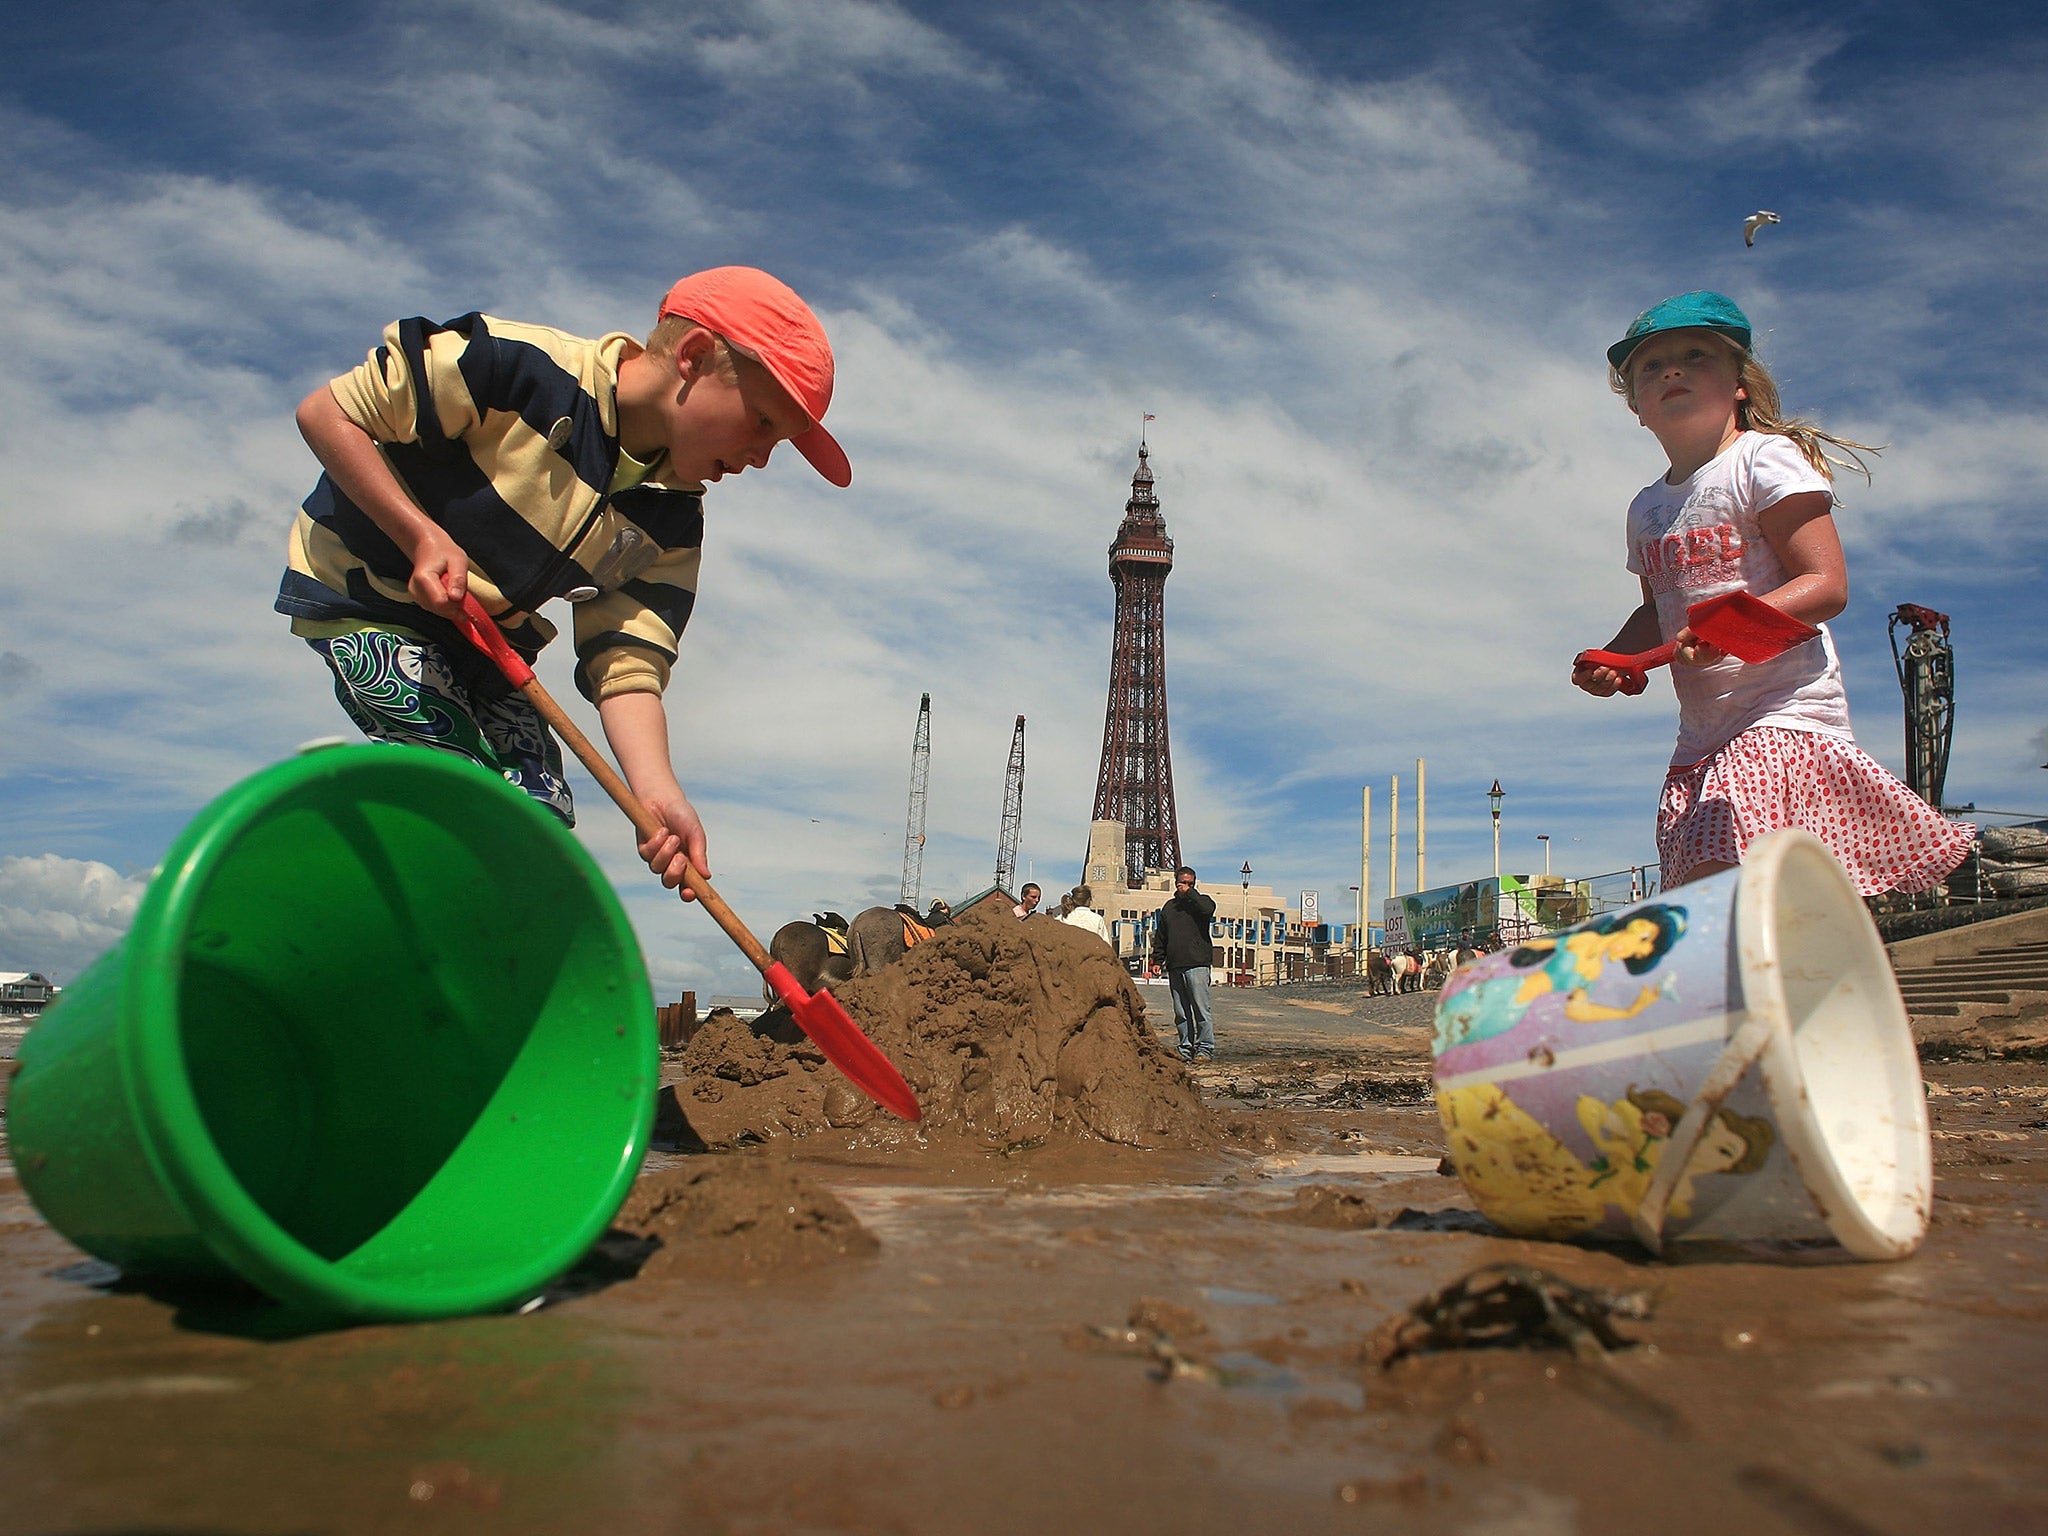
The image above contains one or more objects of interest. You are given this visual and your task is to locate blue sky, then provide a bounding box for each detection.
[2,0,2043,994]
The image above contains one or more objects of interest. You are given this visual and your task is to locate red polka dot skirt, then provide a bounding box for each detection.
[1658,725,1977,894]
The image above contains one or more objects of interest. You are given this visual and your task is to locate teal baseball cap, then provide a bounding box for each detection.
[1607,290,1752,371]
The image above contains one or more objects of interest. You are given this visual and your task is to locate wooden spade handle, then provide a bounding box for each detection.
[454,595,773,974]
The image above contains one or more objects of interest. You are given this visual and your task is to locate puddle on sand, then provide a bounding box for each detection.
[836,1150,1460,1244]
[16,1376,251,1410]
[835,1184,1221,1243]
[1253,1152,1443,1178]
[1199,1285,1280,1307]
[1207,1350,1342,1402]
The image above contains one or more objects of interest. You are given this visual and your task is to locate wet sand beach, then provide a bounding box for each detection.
[3,972,2046,1534]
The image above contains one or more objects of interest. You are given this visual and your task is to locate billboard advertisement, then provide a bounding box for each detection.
[1382,880,1491,953]
[1381,875,1588,952]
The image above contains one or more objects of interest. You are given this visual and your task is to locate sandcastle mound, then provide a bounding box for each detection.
[662,907,1216,1151]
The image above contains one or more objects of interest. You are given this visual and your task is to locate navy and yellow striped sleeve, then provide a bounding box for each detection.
[328,316,487,446]
[573,537,703,701]
[570,478,705,701]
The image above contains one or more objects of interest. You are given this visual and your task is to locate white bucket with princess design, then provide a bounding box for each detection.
[1430,829,1929,1260]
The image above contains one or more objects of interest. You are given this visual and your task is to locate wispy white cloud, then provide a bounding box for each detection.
[1685,31,1858,149]
[670,0,995,86]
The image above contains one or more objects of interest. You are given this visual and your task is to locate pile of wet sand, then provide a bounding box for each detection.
[607,1156,878,1277]
[660,908,1217,1152]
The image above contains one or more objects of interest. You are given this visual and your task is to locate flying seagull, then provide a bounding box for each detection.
[1742,210,1781,248]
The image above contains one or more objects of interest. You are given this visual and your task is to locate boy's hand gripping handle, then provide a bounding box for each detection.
[450,594,769,970]
[450,595,923,1122]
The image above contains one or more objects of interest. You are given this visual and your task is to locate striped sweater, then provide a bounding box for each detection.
[276,313,704,702]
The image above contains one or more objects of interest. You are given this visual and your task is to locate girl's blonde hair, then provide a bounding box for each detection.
[1611,334,1879,485]
[644,314,739,381]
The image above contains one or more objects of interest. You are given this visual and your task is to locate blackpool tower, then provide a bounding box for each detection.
[1089,440,1182,887]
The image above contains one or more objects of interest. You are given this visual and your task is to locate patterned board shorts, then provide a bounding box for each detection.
[307,629,575,824]
[1658,724,1975,895]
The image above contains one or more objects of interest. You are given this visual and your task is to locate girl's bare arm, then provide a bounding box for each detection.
[1752,490,1848,625]
[1673,490,1845,666]
[1573,578,1663,696]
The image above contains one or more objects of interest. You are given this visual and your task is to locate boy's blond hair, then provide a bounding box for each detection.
[645,314,739,381]
[1611,334,1879,485]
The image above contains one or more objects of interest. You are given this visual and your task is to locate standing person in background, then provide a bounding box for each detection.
[1013,883,1042,919]
[1149,866,1217,1063]
[1059,886,1113,946]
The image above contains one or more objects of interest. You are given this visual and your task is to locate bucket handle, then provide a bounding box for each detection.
[1630,1010,1777,1254]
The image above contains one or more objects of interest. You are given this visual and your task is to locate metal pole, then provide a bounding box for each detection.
[1390,774,1400,901]
[1415,756,1426,893]
[1240,860,1252,988]
[1489,779,1503,884]
[1360,785,1371,961]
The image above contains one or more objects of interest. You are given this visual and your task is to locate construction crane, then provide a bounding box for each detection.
[994,714,1026,895]
[899,693,932,907]
[1889,604,1956,808]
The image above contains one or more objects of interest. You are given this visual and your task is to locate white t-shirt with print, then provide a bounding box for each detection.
[1624,432,1853,767]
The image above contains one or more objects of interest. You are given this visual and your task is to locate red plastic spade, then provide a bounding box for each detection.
[1576,591,1820,696]
[453,594,921,1122]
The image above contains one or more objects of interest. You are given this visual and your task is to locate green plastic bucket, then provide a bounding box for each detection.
[9,744,656,1321]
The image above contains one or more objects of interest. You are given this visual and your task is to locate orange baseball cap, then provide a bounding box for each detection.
[658,266,851,487]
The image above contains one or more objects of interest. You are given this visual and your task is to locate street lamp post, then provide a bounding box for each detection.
[1240,861,1253,987]
[1488,780,1504,880]
[1349,884,1362,969]
[1537,834,1551,877]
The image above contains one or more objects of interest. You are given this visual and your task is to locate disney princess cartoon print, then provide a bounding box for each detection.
[1434,904,1688,1054]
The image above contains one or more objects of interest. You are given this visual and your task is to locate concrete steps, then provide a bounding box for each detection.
[1894,940,2048,1014]
[1887,916,2048,1049]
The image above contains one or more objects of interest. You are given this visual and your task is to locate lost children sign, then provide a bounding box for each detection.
[1383,881,1486,954]
[1383,877,1531,954]
[1383,875,1586,953]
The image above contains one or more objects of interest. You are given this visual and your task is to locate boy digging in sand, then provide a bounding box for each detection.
[277,266,848,893]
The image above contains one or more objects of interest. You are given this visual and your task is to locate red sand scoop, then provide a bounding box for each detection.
[454,594,921,1122]
[1575,591,1820,696]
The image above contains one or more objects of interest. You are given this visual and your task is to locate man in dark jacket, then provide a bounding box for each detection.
[1149,866,1218,1062]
